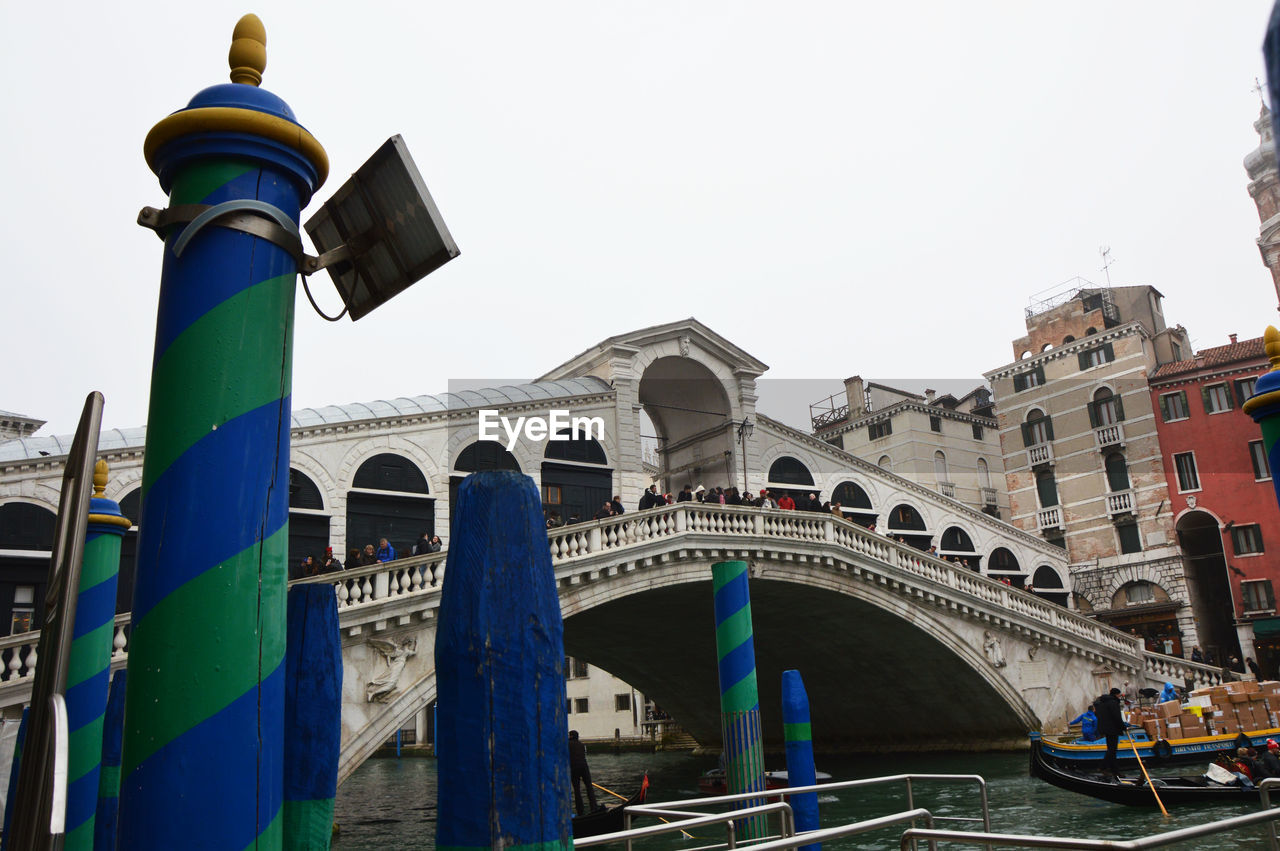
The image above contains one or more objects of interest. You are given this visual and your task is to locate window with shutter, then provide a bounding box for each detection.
[1237,377,1259,405]
[1014,373,1027,392]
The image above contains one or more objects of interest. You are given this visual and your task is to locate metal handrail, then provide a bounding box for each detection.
[570,800,795,850]
[901,806,1280,849]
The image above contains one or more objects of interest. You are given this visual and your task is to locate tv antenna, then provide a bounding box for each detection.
[1100,246,1115,287]
[1255,77,1269,110]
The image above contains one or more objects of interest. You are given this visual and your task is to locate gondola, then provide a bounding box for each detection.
[697,767,833,796]
[571,774,649,838]
[1029,732,1261,806]
[1035,726,1280,769]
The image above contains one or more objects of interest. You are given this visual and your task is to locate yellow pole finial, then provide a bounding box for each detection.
[1267,326,1280,372]
[228,14,267,86]
[93,458,109,498]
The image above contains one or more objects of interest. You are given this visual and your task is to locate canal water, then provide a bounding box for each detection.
[332,749,1279,849]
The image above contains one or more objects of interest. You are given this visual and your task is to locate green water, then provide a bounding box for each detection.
[332,749,1278,849]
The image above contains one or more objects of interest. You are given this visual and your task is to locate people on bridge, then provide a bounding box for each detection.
[1094,688,1126,777]
[593,501,614,520]
[777,492,795,510]
[803,493,823,511]
[725,487,742,506]
[639,484,661,510]
[611,495,625,515]
[376,538,397,563]
[299,555,318,578]
[323,548,343,573]
[692,485,705,503]
[568,730,599,815]
[759,489,777,509]
[677,485,693,502]
[1069,704,1099,741]
[412,531,431,556]
[1191,646,1204,664]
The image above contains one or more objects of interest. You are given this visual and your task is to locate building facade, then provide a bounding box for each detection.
[1149,334,1280,672]
[811,378,1009,524]
[985,283,1201,652]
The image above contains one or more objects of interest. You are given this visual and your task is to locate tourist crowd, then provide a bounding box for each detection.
[294,532,442,580]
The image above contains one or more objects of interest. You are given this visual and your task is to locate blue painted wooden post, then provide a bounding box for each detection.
[435,471,571,851]
[782,670,820,851]
[95,669,127,851]
[282,584,342,850]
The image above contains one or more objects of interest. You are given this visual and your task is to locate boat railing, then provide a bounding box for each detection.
[571,799,799,849]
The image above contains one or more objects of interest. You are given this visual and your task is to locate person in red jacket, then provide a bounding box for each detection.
[778,494,796,510]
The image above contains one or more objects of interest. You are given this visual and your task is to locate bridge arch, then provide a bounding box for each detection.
[637,355,736,491]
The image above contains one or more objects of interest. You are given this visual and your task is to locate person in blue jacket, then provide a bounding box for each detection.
[1069,704,1099,741]
[376,537,397,562]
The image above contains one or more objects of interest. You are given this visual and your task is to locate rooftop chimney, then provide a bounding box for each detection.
[843,376,865,416]
[1230,333,1239,344]
[924,388,937,405]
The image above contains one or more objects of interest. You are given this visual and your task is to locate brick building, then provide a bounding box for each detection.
[1149,339,1280,675]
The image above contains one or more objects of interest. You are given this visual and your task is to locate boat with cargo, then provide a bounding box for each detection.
[1037,679,1280,769]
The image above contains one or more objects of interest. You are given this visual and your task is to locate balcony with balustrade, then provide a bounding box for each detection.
[1036,506,1062,530]
[1027,442,1054,468]
[1105,490,1135,516]
[938,481,956,499]
[981,487,998,506]
[1094,422,1125,450]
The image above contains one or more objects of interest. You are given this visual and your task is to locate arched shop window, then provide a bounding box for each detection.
[831,481,876,527]
[348,453,433,561]
[289,468,331,578]
[767,456,816,505]
[0,502,57,633]
[940,525,979,571]
[450,442,521,532]
[542,428,611,526]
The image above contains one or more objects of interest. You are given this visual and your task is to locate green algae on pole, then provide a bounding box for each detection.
[435,471,571,851]
[712,559,767,840]
[120,15,326,849]
[782,669,821,851]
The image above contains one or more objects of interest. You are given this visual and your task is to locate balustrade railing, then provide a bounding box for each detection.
[0,503,1149,705]
[1105,490,1135,515]
[1027,443,1054,467]
[1094,422,1125,448]
[1036,506,1062,530]
[939,481,956,499]
[980,487,998,506]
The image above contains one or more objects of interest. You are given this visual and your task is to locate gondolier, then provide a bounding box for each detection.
[1095,687,1126,776]
[569,730,599,815]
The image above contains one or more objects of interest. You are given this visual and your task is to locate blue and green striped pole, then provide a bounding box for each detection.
[119,15,327,850]
[782,670,820,851]
[712,560,767,839]
[95,669,126,851]
[1245,327,1280,510]
[62,460,130,850]
[435,471,571,851]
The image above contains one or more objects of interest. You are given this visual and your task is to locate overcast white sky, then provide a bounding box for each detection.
[4,2,1278,436]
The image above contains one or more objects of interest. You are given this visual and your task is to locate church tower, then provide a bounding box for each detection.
[1245,102,1280,310]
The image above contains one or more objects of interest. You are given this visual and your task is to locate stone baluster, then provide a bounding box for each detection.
[360,575,374,605]
[6,648,20,681]
[409,564,422,593]
[336,579,350,609]
[23,645,36,679]
[113,625,129,659]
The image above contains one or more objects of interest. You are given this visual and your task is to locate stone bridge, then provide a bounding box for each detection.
[0,503,1224,785]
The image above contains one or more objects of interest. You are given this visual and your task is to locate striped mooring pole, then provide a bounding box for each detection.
[62,460,130,850]
[712,559,767,839]
[0,708,28,851]
[95,670,127,851]
[781,669,821,851]
[1245,327,1280,510]
[435,471,571,851]
[119,15,327,850]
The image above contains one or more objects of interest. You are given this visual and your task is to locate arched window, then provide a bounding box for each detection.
[348,453,433,561]
[832,481,872,510]
[1032,565,1069,605]
[289,469,330,577]
[977,458,991,490]
[1063,335,1076,344]
[941,526,975,551]
[888,504,927,532]
[543,428,607,465]
[542,429,612,527]
[1085,327,1098,336]
[1024,408,1051,446]
[878,455,892,471]
[1041,343,1053,352]
[767,457,814,486]
[1090,387,1123,428]
[0,502,59,634]
[1020,351,1032,360]
[989,547,1019,572]
[933,451,949,484]
[1104,452,1130,492]
[0,503,56,552]
[454,442,520,474]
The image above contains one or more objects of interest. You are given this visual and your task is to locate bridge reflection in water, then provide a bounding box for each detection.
[0,503,1225,784]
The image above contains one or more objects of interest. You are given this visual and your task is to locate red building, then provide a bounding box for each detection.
[1149,334,1280,674]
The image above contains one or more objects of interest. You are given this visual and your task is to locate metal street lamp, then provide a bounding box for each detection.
[737,417,754,494]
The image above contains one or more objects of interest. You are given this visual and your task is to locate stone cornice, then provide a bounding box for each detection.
[985,322,1148,382]
[757,413,1067,560]
[817,399,997,438]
